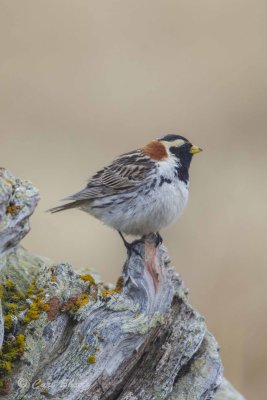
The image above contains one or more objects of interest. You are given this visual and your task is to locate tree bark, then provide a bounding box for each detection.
[0,169,245,400]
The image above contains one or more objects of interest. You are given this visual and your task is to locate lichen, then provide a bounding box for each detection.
[0,334,25,392]
[0,278,49,393]
[101,276,123,299]
[4,279,16,291]
[87,355,96,364]
[23,298,49,323]
[6,202,21,215]
[23,280,49,323]
[61,293,90,314]
[122,312,164,335]
[101,288,121,298]
[93,330,104,342]
[80,274,95,285]
[50,274,58,282]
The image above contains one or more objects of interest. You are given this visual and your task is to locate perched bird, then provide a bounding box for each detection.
[49,135,202,246]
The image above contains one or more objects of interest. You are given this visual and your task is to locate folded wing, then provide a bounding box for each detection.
[49,149,155,213]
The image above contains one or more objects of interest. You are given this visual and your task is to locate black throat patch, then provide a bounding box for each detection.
[170,144,192,184]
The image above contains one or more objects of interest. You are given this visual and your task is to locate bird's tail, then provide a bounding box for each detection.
[48,200,83,214]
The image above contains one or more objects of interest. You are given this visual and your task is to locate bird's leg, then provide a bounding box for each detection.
[155,232,163,247]
[118,231,131,250]
[118,231,142,257]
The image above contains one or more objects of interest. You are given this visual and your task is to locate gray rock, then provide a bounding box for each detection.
[0,168,39,271]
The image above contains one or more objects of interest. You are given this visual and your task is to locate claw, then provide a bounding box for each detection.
[118,231,142,257]
[155,232,163,247]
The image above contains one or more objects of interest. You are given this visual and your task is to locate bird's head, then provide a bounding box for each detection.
[144,134,202,169]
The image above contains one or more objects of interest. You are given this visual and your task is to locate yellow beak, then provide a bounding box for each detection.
[190,145,203,155]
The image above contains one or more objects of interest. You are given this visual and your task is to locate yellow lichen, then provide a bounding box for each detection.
[82,345,89,350]
[75,293,89,307]
[0,333,26,389]
[101,288,121,298]
[25,280,37,297]
[4,279,16,291]
[23,298,49,323]
[62,293,90,314]
[9,292,25,301]
[93,330,104,342]
[15,335,25,354]
[2,334,25,362]
[101,276,123,298]
[3,315,13,330]
[80,274,95,285]
[3,362,11,373]
[0,277,49,392]
[50,275,58,282]
[87,355,96,364]
[5,303,17,313]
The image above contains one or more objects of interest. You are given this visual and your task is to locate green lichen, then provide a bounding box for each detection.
[0,334,25,392]
[4,279,16,291]
[0,278,49,393]
[87,355,96,364]
[3,315,13,330]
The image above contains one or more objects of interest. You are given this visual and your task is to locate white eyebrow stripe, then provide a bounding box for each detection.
[162,139,186,149]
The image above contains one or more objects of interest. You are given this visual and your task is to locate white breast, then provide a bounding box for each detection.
[135,159,189,234]
[86,158,189,236]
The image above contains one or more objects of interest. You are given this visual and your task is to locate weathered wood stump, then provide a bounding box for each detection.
[0,169,245,399]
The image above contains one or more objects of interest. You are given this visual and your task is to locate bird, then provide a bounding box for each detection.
[49,134,202,248]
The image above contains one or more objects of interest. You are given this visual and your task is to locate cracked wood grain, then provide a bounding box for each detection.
[0,169,245,400]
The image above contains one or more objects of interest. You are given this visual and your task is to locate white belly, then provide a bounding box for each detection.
[86,179,189,236]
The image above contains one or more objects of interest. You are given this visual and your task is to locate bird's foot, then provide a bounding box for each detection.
[155,232,163,247]
[118,231,143,257]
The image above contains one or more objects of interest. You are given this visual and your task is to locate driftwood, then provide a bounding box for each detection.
[0,168,245,400]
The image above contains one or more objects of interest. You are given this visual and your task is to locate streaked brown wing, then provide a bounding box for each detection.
[65,149,155,201]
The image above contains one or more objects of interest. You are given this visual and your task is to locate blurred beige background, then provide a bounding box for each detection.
[1,0,267,398]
